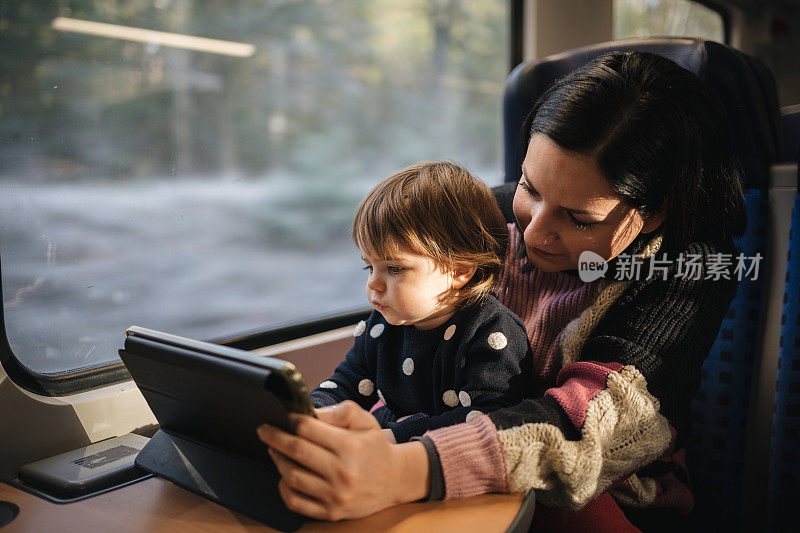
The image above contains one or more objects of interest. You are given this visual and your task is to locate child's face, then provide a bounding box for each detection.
[361,245,461,330]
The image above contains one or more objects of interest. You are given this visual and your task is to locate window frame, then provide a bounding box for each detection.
[0,287,371,396]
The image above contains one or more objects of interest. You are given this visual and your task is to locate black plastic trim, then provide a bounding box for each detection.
[208,308,372,351]
[0,257,135,396]
[510,0,525,70]
[2,475,152,505]
[0,265,133,396]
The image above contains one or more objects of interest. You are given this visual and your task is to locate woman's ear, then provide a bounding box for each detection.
[452,265,478,289]
[641,201,667,234]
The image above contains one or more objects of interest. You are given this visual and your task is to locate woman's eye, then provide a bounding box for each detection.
[569,213,595,230]
[387,266,405,275]
[518,179,540,197]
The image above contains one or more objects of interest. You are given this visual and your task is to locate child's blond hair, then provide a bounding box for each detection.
[353,161,509,308]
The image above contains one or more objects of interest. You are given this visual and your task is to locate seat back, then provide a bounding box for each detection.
[781,104,800,162]
[689,189,768,528]
[503,37,781,188]
[768,165,800,531]
[500,38,781,528]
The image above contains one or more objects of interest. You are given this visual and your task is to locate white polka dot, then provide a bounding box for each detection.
[487,332,507,350]
[443,324,456,341]
[358,379,375,396]
[318,380,337,389]
[443,390,459,407]
[370,323,385,338]
[402,358,414,376]
[377,389,385,404]
[459,391,472,407]
[353,320,366,336]
[465,410,483,422]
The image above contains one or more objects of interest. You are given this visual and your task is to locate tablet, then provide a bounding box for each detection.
[121,326,315,441]
[119,326,311,531]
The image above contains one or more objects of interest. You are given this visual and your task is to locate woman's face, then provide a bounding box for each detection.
[513,134,664,272]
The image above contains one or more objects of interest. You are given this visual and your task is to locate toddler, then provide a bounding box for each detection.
[310,161,532,443]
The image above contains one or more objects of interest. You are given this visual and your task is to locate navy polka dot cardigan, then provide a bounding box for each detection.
[310,294,533,443]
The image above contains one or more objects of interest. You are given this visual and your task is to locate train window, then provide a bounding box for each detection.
[0,1,509,381]
[613,0,725,42]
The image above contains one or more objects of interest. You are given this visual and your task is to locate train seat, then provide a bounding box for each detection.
[498,37,782,529]
[768,162,800,531]
[781,104,800,162]
[502,37,781,189]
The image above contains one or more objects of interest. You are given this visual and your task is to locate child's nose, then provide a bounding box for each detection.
[366,274,385,292]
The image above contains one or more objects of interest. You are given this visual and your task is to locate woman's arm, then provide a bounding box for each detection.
[261,240,738,515]
[426,240,739,508]
[256,401,430,520]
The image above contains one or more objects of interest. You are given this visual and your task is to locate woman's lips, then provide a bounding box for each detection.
[529,246,560,257]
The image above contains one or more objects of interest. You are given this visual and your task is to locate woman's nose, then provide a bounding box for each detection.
[525,207,558,248]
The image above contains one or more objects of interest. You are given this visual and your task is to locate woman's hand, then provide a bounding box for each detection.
[381,428,397,443]
[257,400,430,521]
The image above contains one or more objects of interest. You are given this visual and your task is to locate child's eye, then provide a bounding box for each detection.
[568,213,595,230]
[387,266,405,275]
[362,265,373,273]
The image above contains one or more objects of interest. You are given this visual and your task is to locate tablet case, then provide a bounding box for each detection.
[120,329,306,532]
[136,430,303,532]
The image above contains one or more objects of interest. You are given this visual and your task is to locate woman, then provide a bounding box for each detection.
[257,51,746,531]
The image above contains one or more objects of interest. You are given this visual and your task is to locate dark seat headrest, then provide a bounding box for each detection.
[503,37,782,190]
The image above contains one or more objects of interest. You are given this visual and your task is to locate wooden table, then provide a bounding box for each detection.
[0,477,533,532]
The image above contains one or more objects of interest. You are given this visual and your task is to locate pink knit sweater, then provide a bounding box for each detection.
[427,224,597,497]
[493,226,597,383]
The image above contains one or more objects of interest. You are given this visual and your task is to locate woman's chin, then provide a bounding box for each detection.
[527,254,571,272]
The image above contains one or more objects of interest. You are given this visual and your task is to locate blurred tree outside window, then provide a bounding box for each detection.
[614,0,725,42]
[0,0,508,375]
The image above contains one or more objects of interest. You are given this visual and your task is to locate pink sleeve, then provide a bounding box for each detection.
[423,415,510,499]
[369,399,385,413]
[544,361,625,429]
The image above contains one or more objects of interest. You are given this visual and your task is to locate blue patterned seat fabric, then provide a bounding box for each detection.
[689,189,767,528]
[768,175,800,531]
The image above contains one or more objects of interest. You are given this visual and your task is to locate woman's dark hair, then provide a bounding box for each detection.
[520,51,746,253]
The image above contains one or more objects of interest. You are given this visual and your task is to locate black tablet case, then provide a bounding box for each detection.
[120,333,306,532]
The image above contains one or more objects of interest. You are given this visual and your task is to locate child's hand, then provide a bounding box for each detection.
[381,428,396,444]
